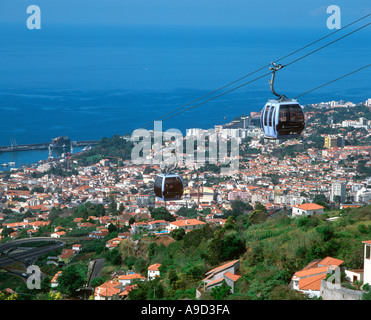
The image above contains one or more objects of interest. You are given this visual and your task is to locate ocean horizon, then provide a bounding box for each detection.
[0,23,370,167]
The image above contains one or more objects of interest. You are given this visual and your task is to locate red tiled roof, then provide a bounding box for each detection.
[170,219,206,227]
[293,266,328,279]
[296,203,324,210]
[95,281,122,297]
[205,277,224,288]
[299,273,327,291]
[117,274,145,280]
[205,260,239,276]
[148,263,161,271]
[224,271,241,282]
[318,257,344,267]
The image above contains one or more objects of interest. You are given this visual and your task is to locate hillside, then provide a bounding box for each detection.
[117,205,371,300]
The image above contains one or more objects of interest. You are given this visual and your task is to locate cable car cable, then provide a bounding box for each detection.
[129,14,371,133]
[282,21,371,69]
[124,14,371,135]
[294,64,371,99]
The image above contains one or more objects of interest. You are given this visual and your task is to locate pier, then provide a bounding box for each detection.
[0,139,99,153]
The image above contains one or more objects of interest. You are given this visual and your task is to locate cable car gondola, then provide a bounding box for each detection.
[153,150,184,202]
[261,63,305,140]
[154,173,184,201]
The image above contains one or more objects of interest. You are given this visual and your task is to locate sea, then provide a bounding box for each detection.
[0,22,370,170]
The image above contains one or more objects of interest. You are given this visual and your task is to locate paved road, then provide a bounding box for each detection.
[0,237,65,268]
[87,258,105,288]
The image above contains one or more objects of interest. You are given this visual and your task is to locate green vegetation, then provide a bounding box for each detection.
[124,204,371,300]
[74,135,134,166]
[1,200,370,300]
[149,207,176,222]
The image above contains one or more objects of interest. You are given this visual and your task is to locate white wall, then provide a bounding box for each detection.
[364,244,371,286]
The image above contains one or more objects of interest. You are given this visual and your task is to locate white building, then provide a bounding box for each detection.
[331,182,346,203]
[364,240,371,286]
[291,257,344,298]
[355,186,371,204]
[147,263,161,280]
[130,221,150,234]
[167,219,206,232]
[344,269,364,284]
[202,260,241,295]
[50,271,62,288]
[292,203,325,216]
[117,274,145,287]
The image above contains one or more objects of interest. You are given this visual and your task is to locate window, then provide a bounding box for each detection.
[279,105,289,122]
[264,106,270,126]
[269,106,275,126]
[279,104,304,123]
[366,245,371,260]
[154,176,163,197]
[289,104,305,123]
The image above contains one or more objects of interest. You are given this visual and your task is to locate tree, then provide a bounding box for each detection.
[248,209,268,225]
[128,278,165,300]
[333,195,342,204]
[105,248,122,265]
[30,186,44,194]
[108,223,118,234]
[313,194,328,204]
[269,285,307,300]
[231,200,253,216]
[362,284,371,300]
[207,230,246,265]
[170,228,185,241]
[254,202,267,213]
[149,206,175,222]
[134,257,147,274]
[316,223,335,242]
[1,228,15,238]
[108,194,119,215]
[118,203,125,213]
[57,264,87,297]
[224,216,236,230]
[210,281,232,300]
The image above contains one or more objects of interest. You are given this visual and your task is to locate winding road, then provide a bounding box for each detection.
[0,237,65,268]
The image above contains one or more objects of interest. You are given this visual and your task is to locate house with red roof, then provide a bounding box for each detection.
[94,280,123,300]
[117,273,146,287]
[292,203,325,216]
[291,256,344,298]
[58,249,78,265]
[120,284,137,299]
[201,260,241,296]
[147,263,162,280]
[105,238,123,250]
[167,219,206,233]
[51,231,66,238]
[51,271,63,288]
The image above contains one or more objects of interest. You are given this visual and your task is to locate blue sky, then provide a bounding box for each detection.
[1,0,371,27]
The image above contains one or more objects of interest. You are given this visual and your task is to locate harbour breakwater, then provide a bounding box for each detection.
[0,140,99,153]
